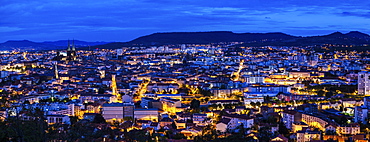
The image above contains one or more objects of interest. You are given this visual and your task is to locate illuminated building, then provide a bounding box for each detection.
[134,108,159,122]
[281,110,302,130]
[101,103,134,122]
[67,39,76,61]
[358,71,370,95]
[111,74,118,97]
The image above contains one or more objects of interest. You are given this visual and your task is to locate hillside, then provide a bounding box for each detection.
[0,40,111,51]
[92,31,370,49]
[129,31,296,45]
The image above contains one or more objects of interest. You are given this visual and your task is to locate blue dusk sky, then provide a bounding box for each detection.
[1,0,370,42]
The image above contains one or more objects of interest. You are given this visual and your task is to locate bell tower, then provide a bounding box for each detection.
[67,39,77,61]
[111,74,118,97]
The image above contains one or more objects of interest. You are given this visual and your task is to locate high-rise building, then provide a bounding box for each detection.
[358,71,370,95]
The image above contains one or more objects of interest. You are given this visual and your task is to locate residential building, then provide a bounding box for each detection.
[354,106,368,124]
[134,108,159,122]
[281,110,302,130]
[102,103,134,122]
[296,130,321,142]
[358,71,370,95]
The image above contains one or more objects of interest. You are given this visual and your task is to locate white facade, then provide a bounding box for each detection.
[358,71,370,95]
[247,85,291,93]
[134,109,159,121]
[243,75,265,84]
[193,113,208,124]
[336,125,360,135]
[364,97,370,107]
[281,111,301,130]
[141,97,154,108]
[102,103,134,121]
[354,106,368,124]
[46,114,71,124]
[216,122,228,132]
[296,131,321,142]
[222,115,254,131]
[243,96,264,105]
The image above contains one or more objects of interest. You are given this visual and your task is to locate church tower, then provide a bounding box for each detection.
[111,74,118,97]
[53,61,58,79]
[67,40,71,51]
[67,39,77,61]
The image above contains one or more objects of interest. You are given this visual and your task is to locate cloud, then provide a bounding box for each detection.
[0,0,370,42]
[340,11,370,18]
[0,26,23,32]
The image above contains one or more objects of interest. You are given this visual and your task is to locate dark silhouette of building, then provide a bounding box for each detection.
[67,40,76,61]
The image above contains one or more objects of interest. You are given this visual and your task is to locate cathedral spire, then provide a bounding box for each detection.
[67,39,71,51]
[72,39,76,51]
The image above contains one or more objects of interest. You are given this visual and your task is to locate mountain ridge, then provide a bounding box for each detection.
[92,31,370,48]
[2,31,370,50]
[0,40,111,51]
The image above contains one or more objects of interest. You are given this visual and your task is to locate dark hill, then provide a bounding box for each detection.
[42,40,110,47]
[92,31,370,49]
[240,31,370,47]
[345,31,370,39]
[0,40,52,50]
[128,31,296,45]
[0,40,112,51]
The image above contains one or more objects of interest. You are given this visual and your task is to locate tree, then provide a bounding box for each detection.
[204,97,210,102]
[190,99,200,109]
[92,114,107,124]
[220,84,227,89]
[256,102,261,107]
[98,88,105,94]
[0,107,48,142]
[339,105,344,112]
[172,132,186,139]
[317,90,325,96]
[338,117,348,125]
[200,106,208,112]
[278,122,290,137]
[216,104,223,110]
[208,104,217,110]
[194,124,218,141]
[250,102,256,108]
[224,104,232,109]
[171,122,177,129]
[24,100,30,104]
[258,126,274,142]
[325,91,334,98]
[61,98,71,102]
[326,130,336,135]
[264,95,270,103]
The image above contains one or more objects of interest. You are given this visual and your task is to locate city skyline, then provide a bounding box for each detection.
[1,0,370,42]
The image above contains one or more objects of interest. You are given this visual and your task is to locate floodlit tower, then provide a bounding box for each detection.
[111,74,118,96]
[72,39,76,51]
[53,61,58,79]
[67,40,71,51]
[23,52,28,60]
